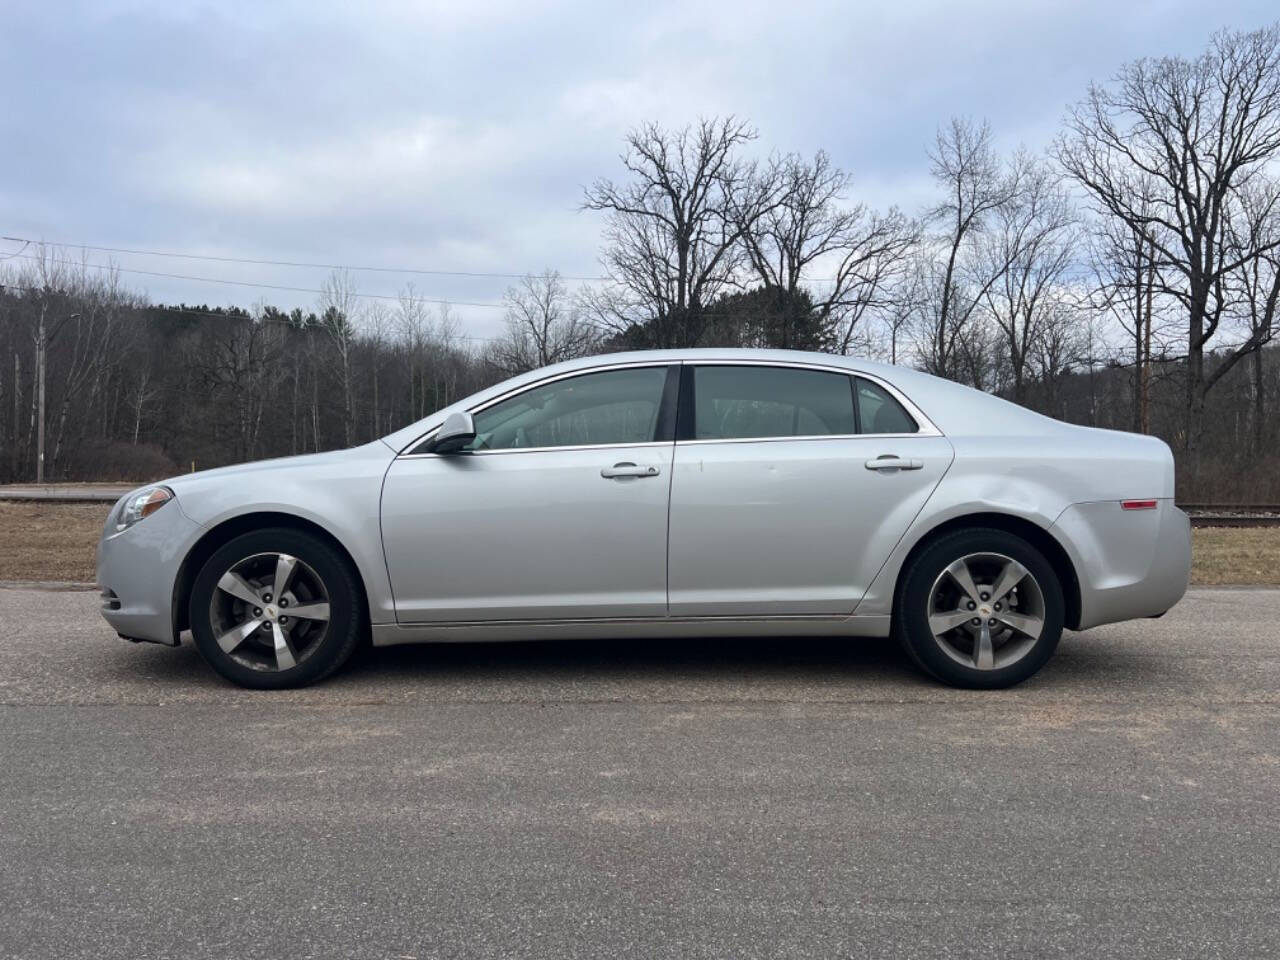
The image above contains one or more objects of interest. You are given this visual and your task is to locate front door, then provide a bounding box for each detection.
[381,364,677,622]
[666,364,953,617]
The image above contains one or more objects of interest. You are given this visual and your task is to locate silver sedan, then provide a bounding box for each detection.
[97,349,1191,689]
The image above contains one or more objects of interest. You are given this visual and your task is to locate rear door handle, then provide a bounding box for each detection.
[865,456,923,471]
[601,462,661,479]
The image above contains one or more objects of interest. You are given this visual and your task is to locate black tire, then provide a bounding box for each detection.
[893,527,1064,689]
[189,527,365,689]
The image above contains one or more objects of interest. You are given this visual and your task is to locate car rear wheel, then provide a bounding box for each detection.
[189,528,364,689]
[894,528,1064,689]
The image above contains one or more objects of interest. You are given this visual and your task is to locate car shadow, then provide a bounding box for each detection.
[338,628,1197,698]
[117,628,1178,699]
[349,633,917,682]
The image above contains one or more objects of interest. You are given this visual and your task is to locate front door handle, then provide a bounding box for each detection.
[865,456,923,471]
[601,462,661,479]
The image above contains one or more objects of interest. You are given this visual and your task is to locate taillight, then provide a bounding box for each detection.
[1121,499,1158,511]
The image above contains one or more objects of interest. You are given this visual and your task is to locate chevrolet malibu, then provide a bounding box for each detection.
[97,349,1191,689]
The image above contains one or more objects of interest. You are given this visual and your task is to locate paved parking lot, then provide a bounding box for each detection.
[2,586,1278,958]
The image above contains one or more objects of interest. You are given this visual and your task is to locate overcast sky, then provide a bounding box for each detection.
[2,0,1277,340]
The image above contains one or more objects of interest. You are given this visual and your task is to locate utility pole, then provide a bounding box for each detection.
[0,290,15,481]
[35,306,78,483]
[1140,231,1155,435]
[11,351,18,480]
[35,305,46,484]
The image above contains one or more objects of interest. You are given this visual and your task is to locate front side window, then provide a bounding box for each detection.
[464,366,668,451]
[855,377,919,434]
[692,365,856,440]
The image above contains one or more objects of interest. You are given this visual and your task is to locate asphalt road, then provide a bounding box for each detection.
[1,586,1278,959]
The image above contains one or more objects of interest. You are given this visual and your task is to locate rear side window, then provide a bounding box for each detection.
[855,377,918,434]
[692,366,855,440]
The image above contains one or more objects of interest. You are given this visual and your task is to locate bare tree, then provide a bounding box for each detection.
[1057,24,1280,451]
[188,309,285,463]
[1223,178,1280,455]
[879,267,926,366]
[53,267,139,472]
[954,312,1006,393]
[364,301,393,438]
[1084,193,1173,433]
[583,118,775,347]
[129,369,157,445]
[397,285,434,421]
[431,302,463,410]
[490,271,598,375]
[15,249,141,478]
[977,155,1077,403]
[1031,298,1088,416]
[913,118,1025,379]
[319,270,360,447]
[736,150,916,351]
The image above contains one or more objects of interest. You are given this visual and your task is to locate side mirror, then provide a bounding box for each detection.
[430,411,476,455]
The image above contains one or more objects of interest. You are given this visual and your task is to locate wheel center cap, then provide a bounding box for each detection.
[266,606,278,620]
[979,604,992,618]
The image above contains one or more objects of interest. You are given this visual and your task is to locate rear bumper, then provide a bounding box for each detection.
[1052,499,1191,630]
[96,495,204,645]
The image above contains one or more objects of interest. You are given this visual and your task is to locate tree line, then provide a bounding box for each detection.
[2,23,1279,498]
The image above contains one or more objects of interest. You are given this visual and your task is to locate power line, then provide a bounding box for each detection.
[1,232,848,284]
[6,252,508,308]
[2,250,856,321]
[0,239,30,262]
[2,243,873,338]
[1,233,612,282]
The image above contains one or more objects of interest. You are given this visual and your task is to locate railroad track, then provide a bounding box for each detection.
[1179,504,1280,528]
[1179,503,1280,512]
[1189,515,1280,528]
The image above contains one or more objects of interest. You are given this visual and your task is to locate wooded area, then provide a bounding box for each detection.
[2,24,1279,498]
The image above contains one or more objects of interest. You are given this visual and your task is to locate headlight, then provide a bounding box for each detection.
[115,486,175,532]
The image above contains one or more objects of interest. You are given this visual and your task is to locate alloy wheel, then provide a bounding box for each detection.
[926,552,1046,671]
[208,552,331,672]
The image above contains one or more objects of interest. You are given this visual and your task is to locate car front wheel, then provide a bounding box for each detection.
[894,527,1065,689]
[189,528,364,689]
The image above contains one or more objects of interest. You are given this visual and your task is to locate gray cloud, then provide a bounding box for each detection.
[2,0,1276,338]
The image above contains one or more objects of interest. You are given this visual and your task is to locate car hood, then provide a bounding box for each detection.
[157,441,397,495]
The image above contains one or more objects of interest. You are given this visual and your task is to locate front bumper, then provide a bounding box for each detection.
[96,494,204,645]
[1052,499,1191,630]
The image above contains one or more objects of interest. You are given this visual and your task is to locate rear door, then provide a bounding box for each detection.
[666,363,953,617]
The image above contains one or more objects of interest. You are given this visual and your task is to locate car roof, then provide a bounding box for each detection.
[379,347,1065,452]
[530,347,884,375]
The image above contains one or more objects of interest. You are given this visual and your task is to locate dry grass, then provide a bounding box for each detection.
[1190,527,1280,586]
[0,502,111,582]
[1,501,1278,587]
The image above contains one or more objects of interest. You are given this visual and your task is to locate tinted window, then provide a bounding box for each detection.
[693,366,855,440]
[855,377,918,434]
[464,367,668,451]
